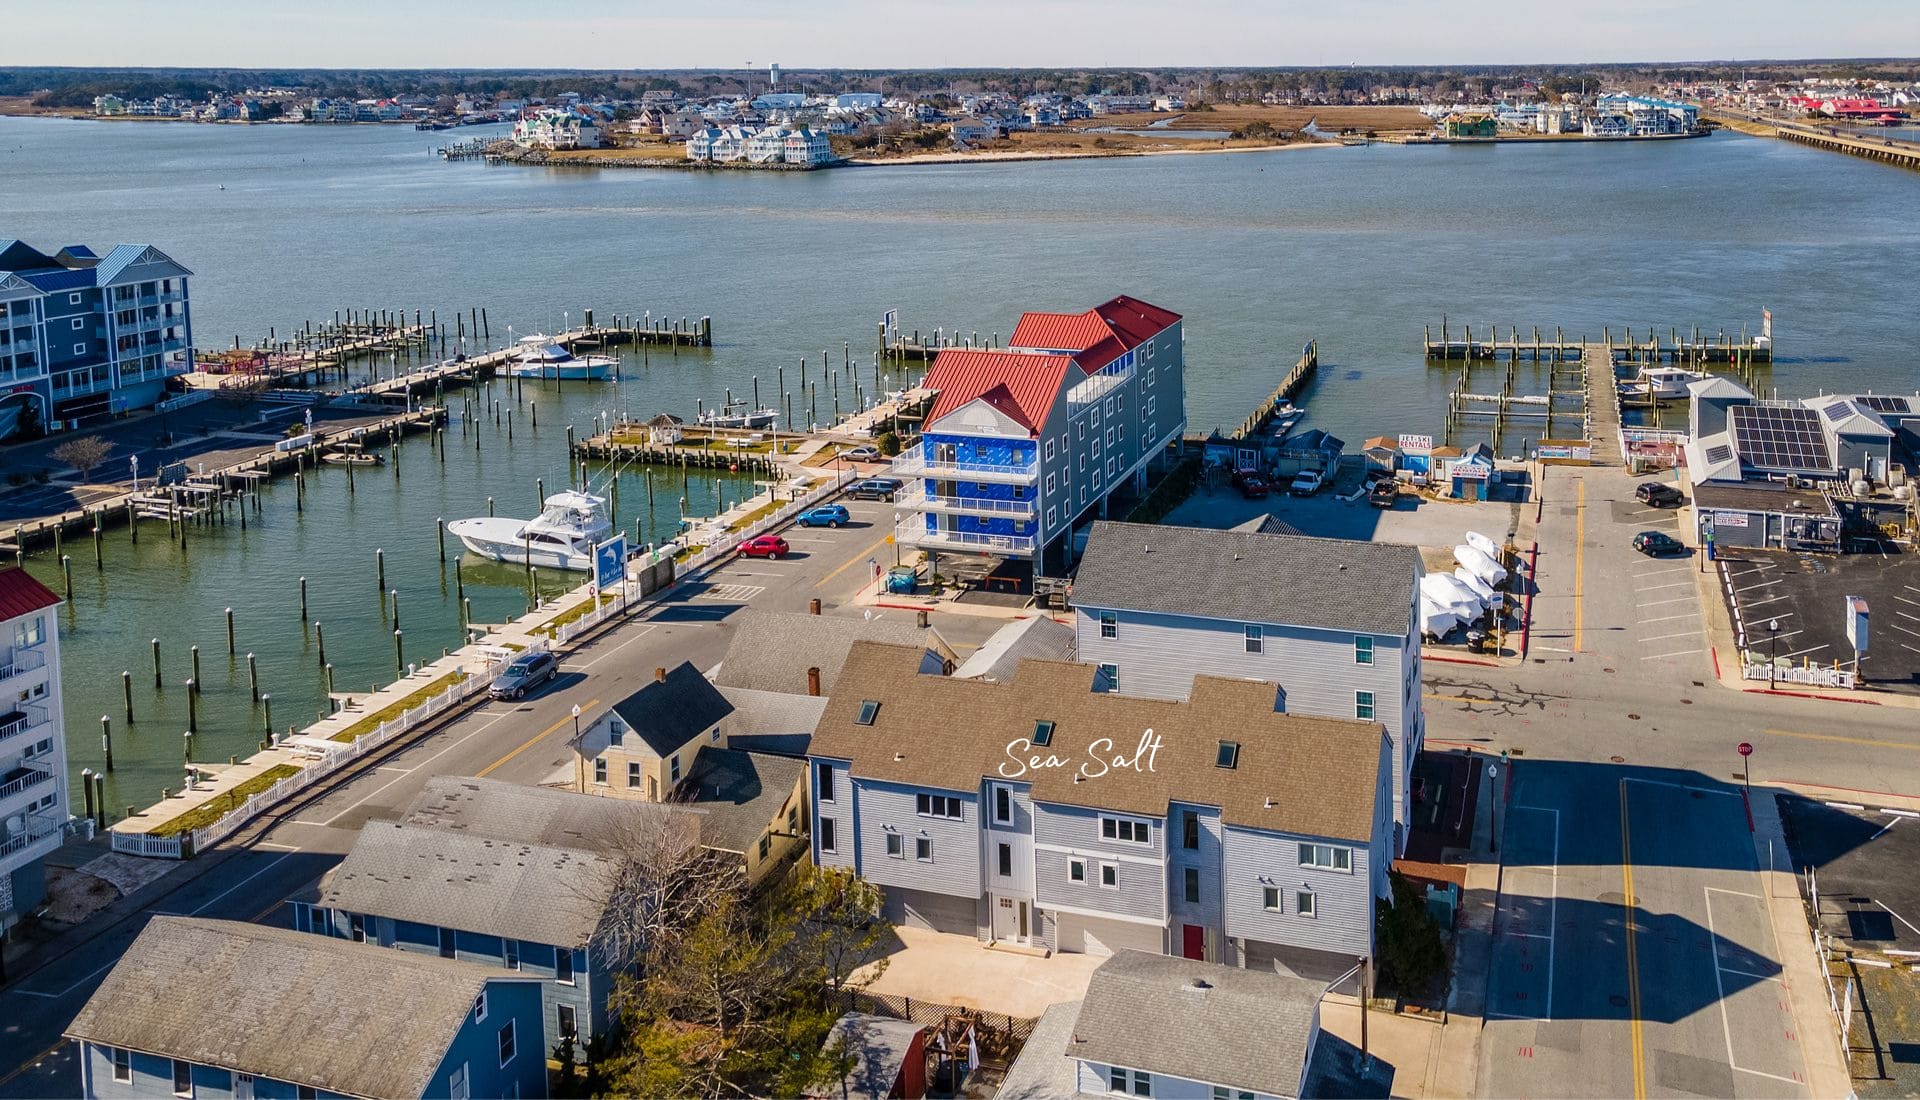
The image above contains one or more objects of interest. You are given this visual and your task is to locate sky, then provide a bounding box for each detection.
[3,0,1915,70]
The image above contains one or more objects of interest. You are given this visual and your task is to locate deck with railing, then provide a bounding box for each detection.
[893,518,1036,556]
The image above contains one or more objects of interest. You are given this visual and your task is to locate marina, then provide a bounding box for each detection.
[4,109,1916,823]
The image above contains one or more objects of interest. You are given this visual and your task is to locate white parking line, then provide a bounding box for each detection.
[1642,629,1705,643]
[1638,581,1694,592]
[1637,596,1697,608]
[1735,578,1784,591]
[1639,648,1702,661]
[1640,613,1700,624]
[1704,888,1805,1090]
[1775,643,1830,660]
[1739,594,1790,608]
[1509,806,1559,1021]
[1633,566,1690,578]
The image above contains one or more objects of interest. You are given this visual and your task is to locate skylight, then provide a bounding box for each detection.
[856,700,880,726]
[1032,720,1055,747]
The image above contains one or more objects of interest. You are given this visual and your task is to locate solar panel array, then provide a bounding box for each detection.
[1730,405,1832,472]
[1858,395,1913,415]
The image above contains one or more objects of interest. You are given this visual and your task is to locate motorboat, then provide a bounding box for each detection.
[1619,365,1711,400]
[320,442,383,466]
[447,491,613,571]
[507,335,617,381]
[696,401,777,430]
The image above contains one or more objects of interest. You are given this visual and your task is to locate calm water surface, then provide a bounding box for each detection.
[2,116,1914,807]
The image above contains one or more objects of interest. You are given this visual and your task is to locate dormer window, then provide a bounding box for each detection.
[856,700,880,726]
[1215,741,1240,769]
[1032,720,1055,747]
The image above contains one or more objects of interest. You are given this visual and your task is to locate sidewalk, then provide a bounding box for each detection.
[1750,789,1852,1100]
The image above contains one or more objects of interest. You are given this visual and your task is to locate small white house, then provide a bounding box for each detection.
[783,126,834,166]
[744,126,790,163]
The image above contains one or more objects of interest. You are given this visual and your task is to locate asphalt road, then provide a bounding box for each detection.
[0,490,987,1097]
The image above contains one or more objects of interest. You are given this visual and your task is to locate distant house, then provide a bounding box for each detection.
[784,125,835,166]
[680,746,810,885]
[712,610,954,698]
[998,951,1326,1100]
[685,124,726,161]
[745,126,791,163]
[1361,435,1403,474]
[1154,95,1187,111]
[67,916,549,1100]
[1442,114,1498,138]
[948,118,1002,146]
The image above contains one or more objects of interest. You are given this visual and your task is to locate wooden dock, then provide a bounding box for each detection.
[1234,340,1318,438]
[1425,321,1772,365]
[1710,113,1920,172]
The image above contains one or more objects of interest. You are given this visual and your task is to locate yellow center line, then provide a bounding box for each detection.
[815,532,894,589]
[0,1040,66,1090]
[1573,479,1587,652]
[1766,727,1920,752]
[1620,779,1647,1099]
[478,697,598,778]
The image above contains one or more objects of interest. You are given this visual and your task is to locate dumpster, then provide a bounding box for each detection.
[884,566,918,594]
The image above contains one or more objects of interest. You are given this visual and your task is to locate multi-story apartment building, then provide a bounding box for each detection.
[0,568,68,944]
[809,642,1391,980]
[0,240,193,436]
[892,295,1187,575]
[69,916,550,1100]
[1070,521,1424,853]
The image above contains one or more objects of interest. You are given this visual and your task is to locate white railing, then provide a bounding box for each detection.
[0,704,49,744]
[0,814,65,859]
[157,389,218,414]
[1742,662,1857,690]
[893,517,1035,556]
[0,647,47,682]
[894,486,1036,517]
[0,766,55,802]
[892,445,1038,482]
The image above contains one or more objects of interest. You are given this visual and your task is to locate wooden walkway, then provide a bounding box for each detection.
[1425,322,1771,365]
[1711,112,1920,172]
[1583,345,1622,466]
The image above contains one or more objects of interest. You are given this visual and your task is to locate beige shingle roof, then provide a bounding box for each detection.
[810,643,1384,842]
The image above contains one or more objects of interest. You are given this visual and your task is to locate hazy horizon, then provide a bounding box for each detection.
[4,0,1916,71]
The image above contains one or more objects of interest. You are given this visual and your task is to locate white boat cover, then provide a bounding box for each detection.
[1455,544,1508,587]
[1421,572,1486,615]
[1465,531,1502,559]
[1453,567,1496,603]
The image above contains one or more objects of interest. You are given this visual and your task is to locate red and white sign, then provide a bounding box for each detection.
[1398,433,1434,455]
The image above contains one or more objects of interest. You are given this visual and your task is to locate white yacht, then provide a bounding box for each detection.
[696,400,777,429]
[1620,365,1712,400]
[508,334,617,381]
[447,491,613,571]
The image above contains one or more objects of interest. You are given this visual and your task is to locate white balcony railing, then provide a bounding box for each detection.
[0,704,50,749]
[894,485,1037,517]
[0,765,55,803]
[0,813,64,860]
[894,517,1036,556]
[0,647,46,683]
[892,445,1038,483]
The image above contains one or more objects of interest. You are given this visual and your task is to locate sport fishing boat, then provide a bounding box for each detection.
[507,334,617,381]
[696,399,777,430]
[447,491,612,571]
[1619,365,1711,400]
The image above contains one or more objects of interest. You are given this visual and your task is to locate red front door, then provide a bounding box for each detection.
[1181,924,1205,960]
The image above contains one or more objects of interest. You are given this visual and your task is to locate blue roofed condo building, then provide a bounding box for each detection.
[893,295,1186,576]
[0,240,193,441]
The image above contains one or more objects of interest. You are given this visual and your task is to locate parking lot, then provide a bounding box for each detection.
[1781,794,1920,1095]
[1719,549,1920,694]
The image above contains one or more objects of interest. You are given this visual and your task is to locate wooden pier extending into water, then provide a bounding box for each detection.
[1424,321,1772,365]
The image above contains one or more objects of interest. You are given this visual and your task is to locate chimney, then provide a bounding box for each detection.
[916,609,929,629]
[809,598,822,615]
[807,666,822,697]
[654,667,667,683]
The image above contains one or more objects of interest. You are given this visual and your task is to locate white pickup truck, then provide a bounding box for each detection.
[1288,469,1325,496]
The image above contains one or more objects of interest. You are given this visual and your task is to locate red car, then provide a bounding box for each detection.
[1231,468,1270,498]
[737,534,789,559]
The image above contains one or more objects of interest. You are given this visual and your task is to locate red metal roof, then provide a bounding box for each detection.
[0,567,61,620]
[922,350,1072,434]
[1007,296,1182,374]
[1008,311,1115,353]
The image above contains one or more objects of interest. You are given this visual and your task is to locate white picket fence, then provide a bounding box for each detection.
[112,672,491,860]
[1741,661,1858,690]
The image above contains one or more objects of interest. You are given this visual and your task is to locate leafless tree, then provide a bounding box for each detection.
[49,435,113,481]
[587,803,740,973]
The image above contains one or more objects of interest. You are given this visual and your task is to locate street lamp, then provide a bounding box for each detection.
[571,703,582,745]
[1768,618,1780,687]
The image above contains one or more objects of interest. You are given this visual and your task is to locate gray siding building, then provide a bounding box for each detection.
[1070,520,1424,852]
[807,642,1391,979]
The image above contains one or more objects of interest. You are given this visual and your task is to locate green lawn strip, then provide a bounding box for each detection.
[328,670,469,743]
[150,764,301,837]
[534,594,617,638]
[726,498,784,532]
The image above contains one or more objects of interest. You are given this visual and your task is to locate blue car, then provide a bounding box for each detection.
[796,504,851,529]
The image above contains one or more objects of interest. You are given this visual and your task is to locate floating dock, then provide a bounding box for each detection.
[1424,322,1772,365]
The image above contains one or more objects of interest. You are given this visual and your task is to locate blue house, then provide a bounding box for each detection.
[67,916,548,1100]
[894,296,1186,576]
[0,240,194,438]
[296,776,703,1066]
[1445,441,1496,500]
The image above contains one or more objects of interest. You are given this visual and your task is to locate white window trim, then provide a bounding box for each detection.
[886,833,904,859]
[1355,635,1375,665]
[1099,813,1153,845]
[473,989,488,1023]
[992,784,1013,824]
[1296,889,1318,918]
[915,836,934,863]
[1355,690,1375,719]
[1262,886,1282,912]
[1068,858,1086,883]
[1098,862,1119,889]
[498,1019,516,1068]
[111,1048,131,1084]
[818,816,838,854]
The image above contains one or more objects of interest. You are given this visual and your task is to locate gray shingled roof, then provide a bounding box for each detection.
[318,823,616,948]
[1071,521,1421,636]
[812,643,1384,842]
[997,1002,1087,1099]
[608,661,734,756]
[681,747,805,856]
[951,615,1077,682]
[65,916,519,1100]
[404,775,701,857]
[1229,513,1306,537]
[1071,951,1325,1099]
[712,610,952,695]
[715,684,828,745]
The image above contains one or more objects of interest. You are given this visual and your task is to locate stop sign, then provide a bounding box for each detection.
[1737,742,1753,757]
